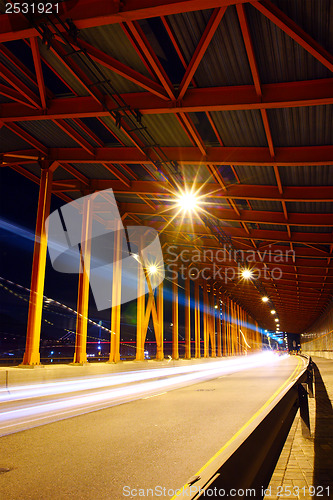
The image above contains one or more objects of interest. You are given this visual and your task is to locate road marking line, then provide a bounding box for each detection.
[171,357,303,499]
[143,392,167,399]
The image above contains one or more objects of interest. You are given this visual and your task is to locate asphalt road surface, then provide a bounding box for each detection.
[0,354,304,499]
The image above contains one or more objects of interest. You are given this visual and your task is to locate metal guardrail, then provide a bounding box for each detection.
[178,355,313,499]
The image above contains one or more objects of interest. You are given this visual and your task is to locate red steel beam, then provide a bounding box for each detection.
[0,44,40,90]
[176,112,206,155]
[0,60,40,108]
[116,203,333,226]
[158,226,333,245]
[48,39,149,155]
[49,40,105,104]
[49,178,333,201]
[1,79,332,122]
[43,145,333,166]
[0,0,252,43]
[164,240,330,259]
[252,0,333,73]
[22,39,78,96]
[30,37,47,109]
[10,164,40,184]
[236,4,261,96]
[3,123,48,156]
[122,22,175,99]
[74,119,104,148]
[57,34,168,100]
[60,163,90,185]
[236,4,276,158]
[178,7,227,100]
[53,119,95,156]
[101,163,131,187]
[0,84,36,108]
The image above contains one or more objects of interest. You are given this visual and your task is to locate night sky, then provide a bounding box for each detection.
[0,167,177,358]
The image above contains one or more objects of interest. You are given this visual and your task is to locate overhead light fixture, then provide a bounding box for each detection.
[241,268,253,280]
[176,192,198,212]
[261,296,269,303]
[214,305,218,309]
[275,318,279,322]
[270,310,276,315]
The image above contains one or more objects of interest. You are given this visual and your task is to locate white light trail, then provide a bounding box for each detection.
[0,353,288,435]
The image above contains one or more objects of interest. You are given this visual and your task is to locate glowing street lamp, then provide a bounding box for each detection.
[148,265,158,275]
[241,268,253,280]
[176,192,198,212]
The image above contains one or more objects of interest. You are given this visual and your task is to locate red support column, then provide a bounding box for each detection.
[156,281,164,361]
[73,195,93,364]
[203,282,209,357]
[109,220,122,363]
[172,275,179,360]
[136,257,145,361]
[217,294,222,357]
[22,167,53,365]
[210,292,216,357]
[222,299,227,356]
[185,276,191,359]
[194,280,201,358]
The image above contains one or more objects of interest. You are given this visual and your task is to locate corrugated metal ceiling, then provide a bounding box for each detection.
[268,105,333,147]
[210,109,267,147]
[17,120,79,148]
[245,2,332,83]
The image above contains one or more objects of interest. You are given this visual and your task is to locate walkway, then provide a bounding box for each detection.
[265,356,333,500]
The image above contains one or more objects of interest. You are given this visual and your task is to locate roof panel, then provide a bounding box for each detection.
[98,116,135,147]
[195,6,254,87]
[52,167,76,181]
[0,127,31,151]
[0,50,38,93]
[286,202,333,213]
[70,51,146,94]
[245,3,331,83]
[268,106,333,147]
[80,24,153,78]
[37,39,86,97]
[258,223,286,231]
[65,119,101,147]
[181,164,212,183]
[270,0,333,54]
[71,163,118,180]
[279,165,333,186]
[235,165,277,185]
[142,114,193,147]
[210,109,267,147]
[17,121,79,148]
[249,200,283,212]
[167,7,253,87]
[291,226,332,233]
